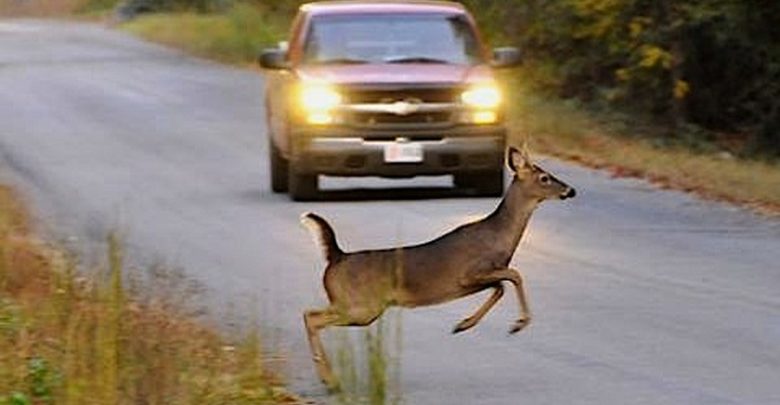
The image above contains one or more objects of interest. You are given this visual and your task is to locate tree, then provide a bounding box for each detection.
[460,0,779,155]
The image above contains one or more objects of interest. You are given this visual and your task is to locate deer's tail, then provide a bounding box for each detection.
[301,212,343,263]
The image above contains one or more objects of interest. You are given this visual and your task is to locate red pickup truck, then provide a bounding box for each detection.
[259,0,520,200]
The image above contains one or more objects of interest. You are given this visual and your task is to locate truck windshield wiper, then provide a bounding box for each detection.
[383,56,452,64]
[315,58,370,65]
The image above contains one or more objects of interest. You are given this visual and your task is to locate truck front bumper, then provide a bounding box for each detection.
[289,126,506,177]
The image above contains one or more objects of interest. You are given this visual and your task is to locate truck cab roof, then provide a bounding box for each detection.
[300,0,467,16]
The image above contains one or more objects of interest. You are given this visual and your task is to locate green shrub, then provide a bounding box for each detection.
[460,0,780,157]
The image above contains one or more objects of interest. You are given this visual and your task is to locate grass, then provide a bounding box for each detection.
[118,3,780,215]
[508,74,780,214]
[0,0,87,16]
[121,3,286,65]
[332,311,403,405]
[0,185,298,404]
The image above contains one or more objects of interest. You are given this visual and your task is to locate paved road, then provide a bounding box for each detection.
[2,20,779,404]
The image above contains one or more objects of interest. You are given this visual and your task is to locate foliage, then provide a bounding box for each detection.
[461,0,780,156]
[80,0,117,12]
[0,0,88,16]
[122,2,285,63]
[507,74,780,212]
[107,0,304,14]
[122,0,221,12]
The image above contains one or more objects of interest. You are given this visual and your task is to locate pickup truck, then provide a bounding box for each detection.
[259,0,520,200]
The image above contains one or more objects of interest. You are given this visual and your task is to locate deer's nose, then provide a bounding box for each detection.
[561,188,576,200]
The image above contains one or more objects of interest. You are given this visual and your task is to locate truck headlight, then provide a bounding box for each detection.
[300,84,341,124]
[458,110,499,125]
[471,111,498,124]
[461,85,501,109]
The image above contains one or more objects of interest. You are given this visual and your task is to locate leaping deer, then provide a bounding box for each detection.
[302,146,576,390]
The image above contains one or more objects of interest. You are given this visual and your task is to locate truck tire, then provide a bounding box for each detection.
[269,141,288,193]
[455,170,504,197]
[288,168,318,201]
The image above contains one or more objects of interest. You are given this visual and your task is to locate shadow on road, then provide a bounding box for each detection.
[314,186,495,202]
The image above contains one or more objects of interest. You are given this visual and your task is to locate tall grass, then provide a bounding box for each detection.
[122,2,286,64]
[0,0,89,16]
[0,186,297,404]
[332,311,403,405]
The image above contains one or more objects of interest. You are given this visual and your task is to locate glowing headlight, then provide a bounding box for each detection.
[472,111,498,124]
[461,86,501,109]
[300,84,342,112]
[459,110,498,125]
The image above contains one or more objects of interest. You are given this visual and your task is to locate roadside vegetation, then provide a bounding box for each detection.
[0,186,297,404]
[122,2,284,64]
[0,0,84,16]
[332,313,404,405]
[510,75,780,213]
[113,0,780,213]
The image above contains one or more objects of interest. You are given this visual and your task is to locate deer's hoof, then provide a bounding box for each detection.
[452,318,475,334]
[509,318,530,334]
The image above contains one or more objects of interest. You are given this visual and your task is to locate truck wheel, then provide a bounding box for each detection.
[270,142,288,193]
[288,169,318,201]
[455,170,504,197]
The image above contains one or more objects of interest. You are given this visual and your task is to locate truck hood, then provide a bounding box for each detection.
[296,64,494,85]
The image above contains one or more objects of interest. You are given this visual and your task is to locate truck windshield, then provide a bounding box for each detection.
[302,13,483,65]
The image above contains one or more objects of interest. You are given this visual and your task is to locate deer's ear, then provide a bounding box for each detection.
[520,141,532,163]
[507,146,531,173]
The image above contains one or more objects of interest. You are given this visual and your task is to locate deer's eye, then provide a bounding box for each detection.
[539,174,551,184]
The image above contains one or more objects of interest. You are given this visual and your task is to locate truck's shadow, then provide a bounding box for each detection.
[315,186,491,201]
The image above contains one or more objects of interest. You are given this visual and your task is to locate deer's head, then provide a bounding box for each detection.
[506,146,576,201]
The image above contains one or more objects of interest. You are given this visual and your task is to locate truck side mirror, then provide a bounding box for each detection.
[258,48,289,70]
[491,47,522,68]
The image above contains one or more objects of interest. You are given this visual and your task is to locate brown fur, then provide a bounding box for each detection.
[302,146,576,390]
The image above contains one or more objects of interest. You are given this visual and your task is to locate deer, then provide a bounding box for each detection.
[301,145,576,390]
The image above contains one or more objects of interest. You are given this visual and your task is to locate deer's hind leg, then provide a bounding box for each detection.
[452,283,504,334]
[304,307,342,390]
[303,304,385,391]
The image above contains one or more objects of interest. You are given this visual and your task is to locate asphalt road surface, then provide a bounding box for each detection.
[2,20,779,404]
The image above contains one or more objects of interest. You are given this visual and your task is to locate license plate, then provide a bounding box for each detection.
[384,141,423,163]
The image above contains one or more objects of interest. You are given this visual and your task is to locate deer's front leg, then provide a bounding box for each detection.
[452,283,504,334]
[465,268,532,334]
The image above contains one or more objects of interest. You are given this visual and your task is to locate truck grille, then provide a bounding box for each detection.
[343,86,459,104]
[348,111,452,125]
[340,85,460,128]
